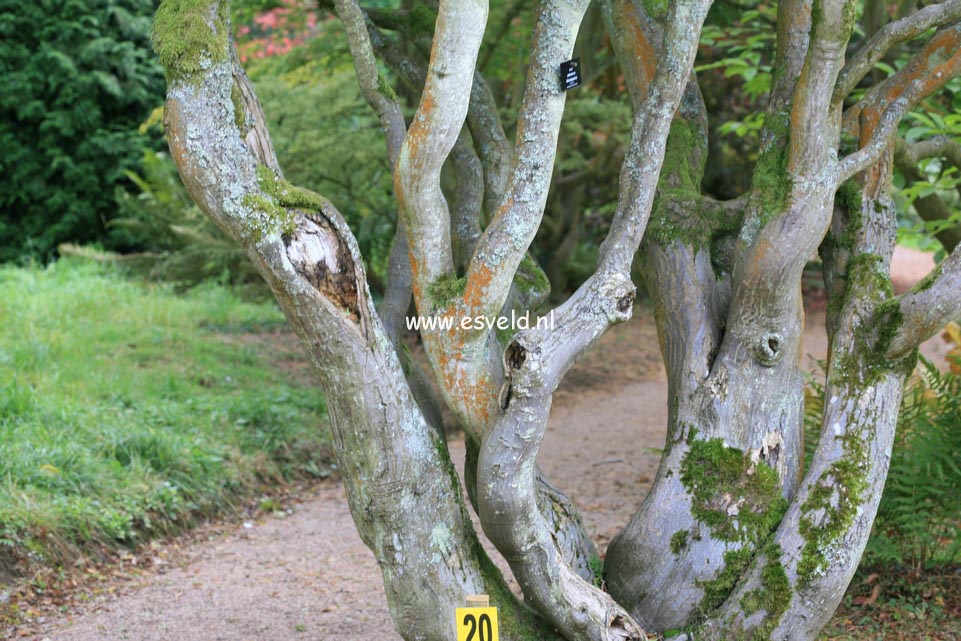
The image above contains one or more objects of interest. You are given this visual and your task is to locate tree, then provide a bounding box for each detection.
[151,0,961,639]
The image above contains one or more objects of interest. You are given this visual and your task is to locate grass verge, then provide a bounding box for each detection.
[0,260,332,587]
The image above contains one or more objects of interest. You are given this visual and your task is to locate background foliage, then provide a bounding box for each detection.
[245,27,397,290]
[0,0,165,263]
[110,148,267,293]
[866,360,961,572]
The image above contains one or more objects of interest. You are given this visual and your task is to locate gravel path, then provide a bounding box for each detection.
[40,482,398,641]
[36,379,670,641]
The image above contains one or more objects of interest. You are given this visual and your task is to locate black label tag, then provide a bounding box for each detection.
[560,58,581,91]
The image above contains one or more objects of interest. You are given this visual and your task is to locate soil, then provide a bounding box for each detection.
[13,248,956,641]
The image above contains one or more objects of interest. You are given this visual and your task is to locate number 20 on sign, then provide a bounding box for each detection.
[456,606,499,641]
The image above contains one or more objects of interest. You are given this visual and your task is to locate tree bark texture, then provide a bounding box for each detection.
[153,1,961,639]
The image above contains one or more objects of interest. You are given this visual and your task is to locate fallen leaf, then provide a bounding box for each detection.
[852,584,881,606]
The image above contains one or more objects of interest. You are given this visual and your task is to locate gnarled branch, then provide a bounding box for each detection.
[598,0,714,272]
[155,6,558,640]
[394,0,487,299]
[897,134,961,169]
[463,0,591,326]
[843,23,961,143]
[833,0,961,106]
[837,86,917,183]
[885,247,961,358]
[478,271,646,641]
[334,0,406,165]
[475,0,712,635]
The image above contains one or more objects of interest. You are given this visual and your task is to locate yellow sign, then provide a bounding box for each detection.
[455,607,499,641]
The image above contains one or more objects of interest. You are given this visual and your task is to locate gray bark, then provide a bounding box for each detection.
[155,1,961,640]
[157,6,557,640]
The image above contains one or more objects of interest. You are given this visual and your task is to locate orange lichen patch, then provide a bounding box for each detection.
[863,162,890,201]
[464,261,494,312]
[406,245,423,301]
[604,0,657,107]
[857,105,894,196]
[845,27,961,142]
[433,345,454,380]
[858,105,881,149]
[916,26,961,76]
[623,8,656,89]
[842,103,863,139]
[788,74,812,171]
[447,367,495,428]
[747,237,777,273]
[882,31,961,101]
[780,0,812,43]
[393,173,408,212]
[464,374,494,427]
[410,279,423,308]
[427,347,495,430]
[403,85,435,166]
[164,102,190,173]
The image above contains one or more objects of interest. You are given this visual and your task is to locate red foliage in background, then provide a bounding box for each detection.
[235,0,320,62]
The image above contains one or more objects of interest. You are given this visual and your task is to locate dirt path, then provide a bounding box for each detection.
[28,248,953,641]
[38,483,398,640]
[32,312,671,641]
[35,378,671,641]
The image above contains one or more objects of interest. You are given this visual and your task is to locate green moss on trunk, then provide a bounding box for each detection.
[241,165,332,242]
[697,547,754,614]
[751,111,791,227]
[647,116,738,248]
[152,0,228,81]
[514,254,550,295]
[670,529,690,554]
[680,438,788,543]
[797,431,868,585]
[830,254,917,387]
[256,164,328,213]
[231,82,248,132]
[427,274,467,309]
[740,543,791,640]
[642,0,668,20]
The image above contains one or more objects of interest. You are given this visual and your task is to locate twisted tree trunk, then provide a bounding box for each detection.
[153,0,961,639]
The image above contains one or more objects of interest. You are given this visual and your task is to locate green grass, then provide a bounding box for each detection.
[0,260,331,574]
